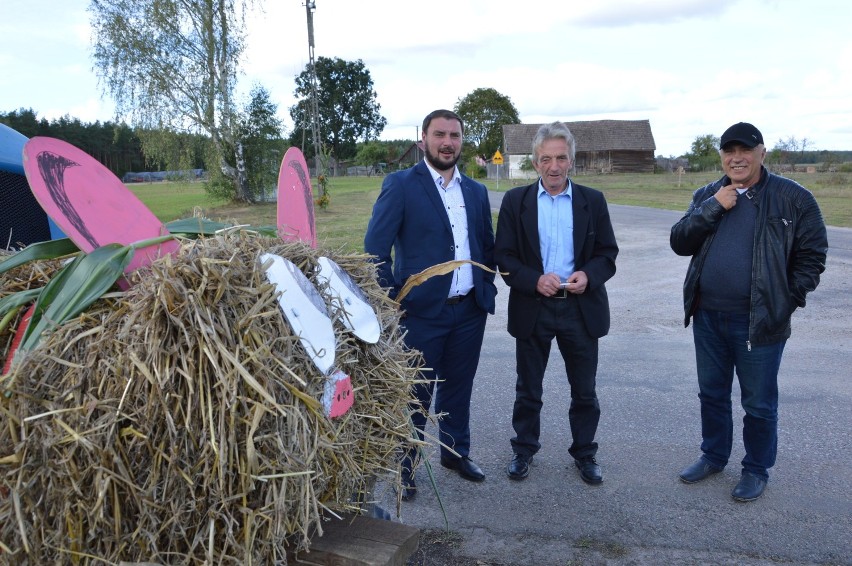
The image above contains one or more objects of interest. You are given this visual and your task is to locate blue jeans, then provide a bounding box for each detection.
[692,309,786,479]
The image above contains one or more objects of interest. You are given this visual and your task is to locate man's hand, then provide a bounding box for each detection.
[564,271,588,294]
[536,272,562,297]
[714,184,741,210]
[537,271,588,296]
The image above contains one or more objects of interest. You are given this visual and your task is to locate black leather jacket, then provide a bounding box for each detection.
[670,167,828,346]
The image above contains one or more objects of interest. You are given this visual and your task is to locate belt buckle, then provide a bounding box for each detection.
[446,293,466,305]
[553,289,569,299]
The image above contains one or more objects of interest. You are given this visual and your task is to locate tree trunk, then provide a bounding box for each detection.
[235,140,252,202]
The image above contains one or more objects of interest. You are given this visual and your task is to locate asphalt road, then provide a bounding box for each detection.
[376,196,852,565]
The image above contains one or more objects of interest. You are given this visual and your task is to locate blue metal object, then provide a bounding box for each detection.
[0,123,65,246]
[0,122,27,175]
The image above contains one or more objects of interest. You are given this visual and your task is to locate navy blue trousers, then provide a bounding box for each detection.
[402,294,487,460]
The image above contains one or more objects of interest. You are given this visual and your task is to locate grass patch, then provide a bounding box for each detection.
[128,181,227,221]
[129,171,851,252]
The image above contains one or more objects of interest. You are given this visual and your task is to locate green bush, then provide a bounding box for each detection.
[204,173,237,201]
[466,161,487,179]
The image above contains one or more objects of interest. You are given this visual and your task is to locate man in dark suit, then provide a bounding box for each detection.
[364,109,497,500]
[494,121,618,484]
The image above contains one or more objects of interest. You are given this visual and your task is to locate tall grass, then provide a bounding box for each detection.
[129,170,851,252]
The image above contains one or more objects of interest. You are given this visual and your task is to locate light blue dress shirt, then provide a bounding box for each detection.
[537,180,575,280]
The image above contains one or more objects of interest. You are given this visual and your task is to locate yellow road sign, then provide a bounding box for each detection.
[492,150,504,165]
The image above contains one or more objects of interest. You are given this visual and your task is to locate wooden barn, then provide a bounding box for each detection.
[501,120,657,178]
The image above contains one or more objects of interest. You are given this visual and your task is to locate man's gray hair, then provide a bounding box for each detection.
[531,122,576,165]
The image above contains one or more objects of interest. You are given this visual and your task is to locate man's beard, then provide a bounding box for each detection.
[425,147,460,172]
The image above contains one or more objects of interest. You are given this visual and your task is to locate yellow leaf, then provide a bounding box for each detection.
[395,260,504,304]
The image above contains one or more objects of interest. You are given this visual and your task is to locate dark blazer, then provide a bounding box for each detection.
[364,161,497,319]
[494,181,618,339]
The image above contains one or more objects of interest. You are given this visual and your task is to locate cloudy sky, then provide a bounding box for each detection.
[1,0,849,157]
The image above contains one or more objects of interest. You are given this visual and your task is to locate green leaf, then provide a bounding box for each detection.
[0,289,42,334]
[166,217,235,236]
[253,225,278,237]
[18,244,134,354]
[165,217,277,238]
[0,238,80,276]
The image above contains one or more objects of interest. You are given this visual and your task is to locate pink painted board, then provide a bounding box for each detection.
[277,146,316,248]
[323,369,354,418]
[22,137,179,274]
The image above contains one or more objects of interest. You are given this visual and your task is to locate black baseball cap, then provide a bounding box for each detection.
[720,122,764,149]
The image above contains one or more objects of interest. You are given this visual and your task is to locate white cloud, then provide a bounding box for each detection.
[2,0,851,156]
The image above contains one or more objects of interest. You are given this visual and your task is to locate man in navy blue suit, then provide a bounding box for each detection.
[364,109,497,500]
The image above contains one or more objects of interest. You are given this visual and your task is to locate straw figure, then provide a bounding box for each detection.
[0,233,422,564]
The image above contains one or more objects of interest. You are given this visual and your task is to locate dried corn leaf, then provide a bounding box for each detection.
[396,259,502,303]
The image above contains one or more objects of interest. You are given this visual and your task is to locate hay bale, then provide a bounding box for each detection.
[0,232,421,564]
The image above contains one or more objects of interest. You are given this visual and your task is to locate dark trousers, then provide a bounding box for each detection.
[692,309,785,479]
[401,293,487,461]
[511,296,600,461]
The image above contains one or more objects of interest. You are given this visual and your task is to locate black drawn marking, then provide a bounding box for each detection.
[36,151,99,248]
[288,159,316,240]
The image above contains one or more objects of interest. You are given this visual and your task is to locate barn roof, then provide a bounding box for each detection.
[502,120,656,154]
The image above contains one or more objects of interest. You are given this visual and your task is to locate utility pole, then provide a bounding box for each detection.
[305,1,323,177]
[415,126,419,162]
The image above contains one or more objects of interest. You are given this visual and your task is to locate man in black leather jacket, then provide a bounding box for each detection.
[670,122,827,502]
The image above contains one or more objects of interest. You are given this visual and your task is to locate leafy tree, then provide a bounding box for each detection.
[767,136,812,169]
[89,0,255,201]
[685,134,721,171]
[239,85,286,200]
[0,108,50,137]
[354,139,412,172]
[134,127,208,174]
[354,141,388,175]
[289,56,387,174]
[454,88,520,159]
[817,150,840,171]
[0,108,147,178]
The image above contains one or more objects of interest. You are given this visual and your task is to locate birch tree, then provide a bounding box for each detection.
[89,0,255,201]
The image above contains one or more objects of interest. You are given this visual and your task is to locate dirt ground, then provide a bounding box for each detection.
[407,530,524,566]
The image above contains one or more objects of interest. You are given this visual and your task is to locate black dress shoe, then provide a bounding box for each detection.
[679,458,723,484]
[506,453,532,480]
[575,456,603,485]
[440,456,485,482]
[731,472,767,502]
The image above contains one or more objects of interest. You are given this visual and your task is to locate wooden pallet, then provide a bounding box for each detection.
[291,513,419,566]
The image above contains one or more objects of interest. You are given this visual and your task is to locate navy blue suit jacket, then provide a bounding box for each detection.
[494,180,618,339]
[364,161,497,319]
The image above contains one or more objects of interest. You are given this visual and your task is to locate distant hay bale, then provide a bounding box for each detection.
[0,232,421,564]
